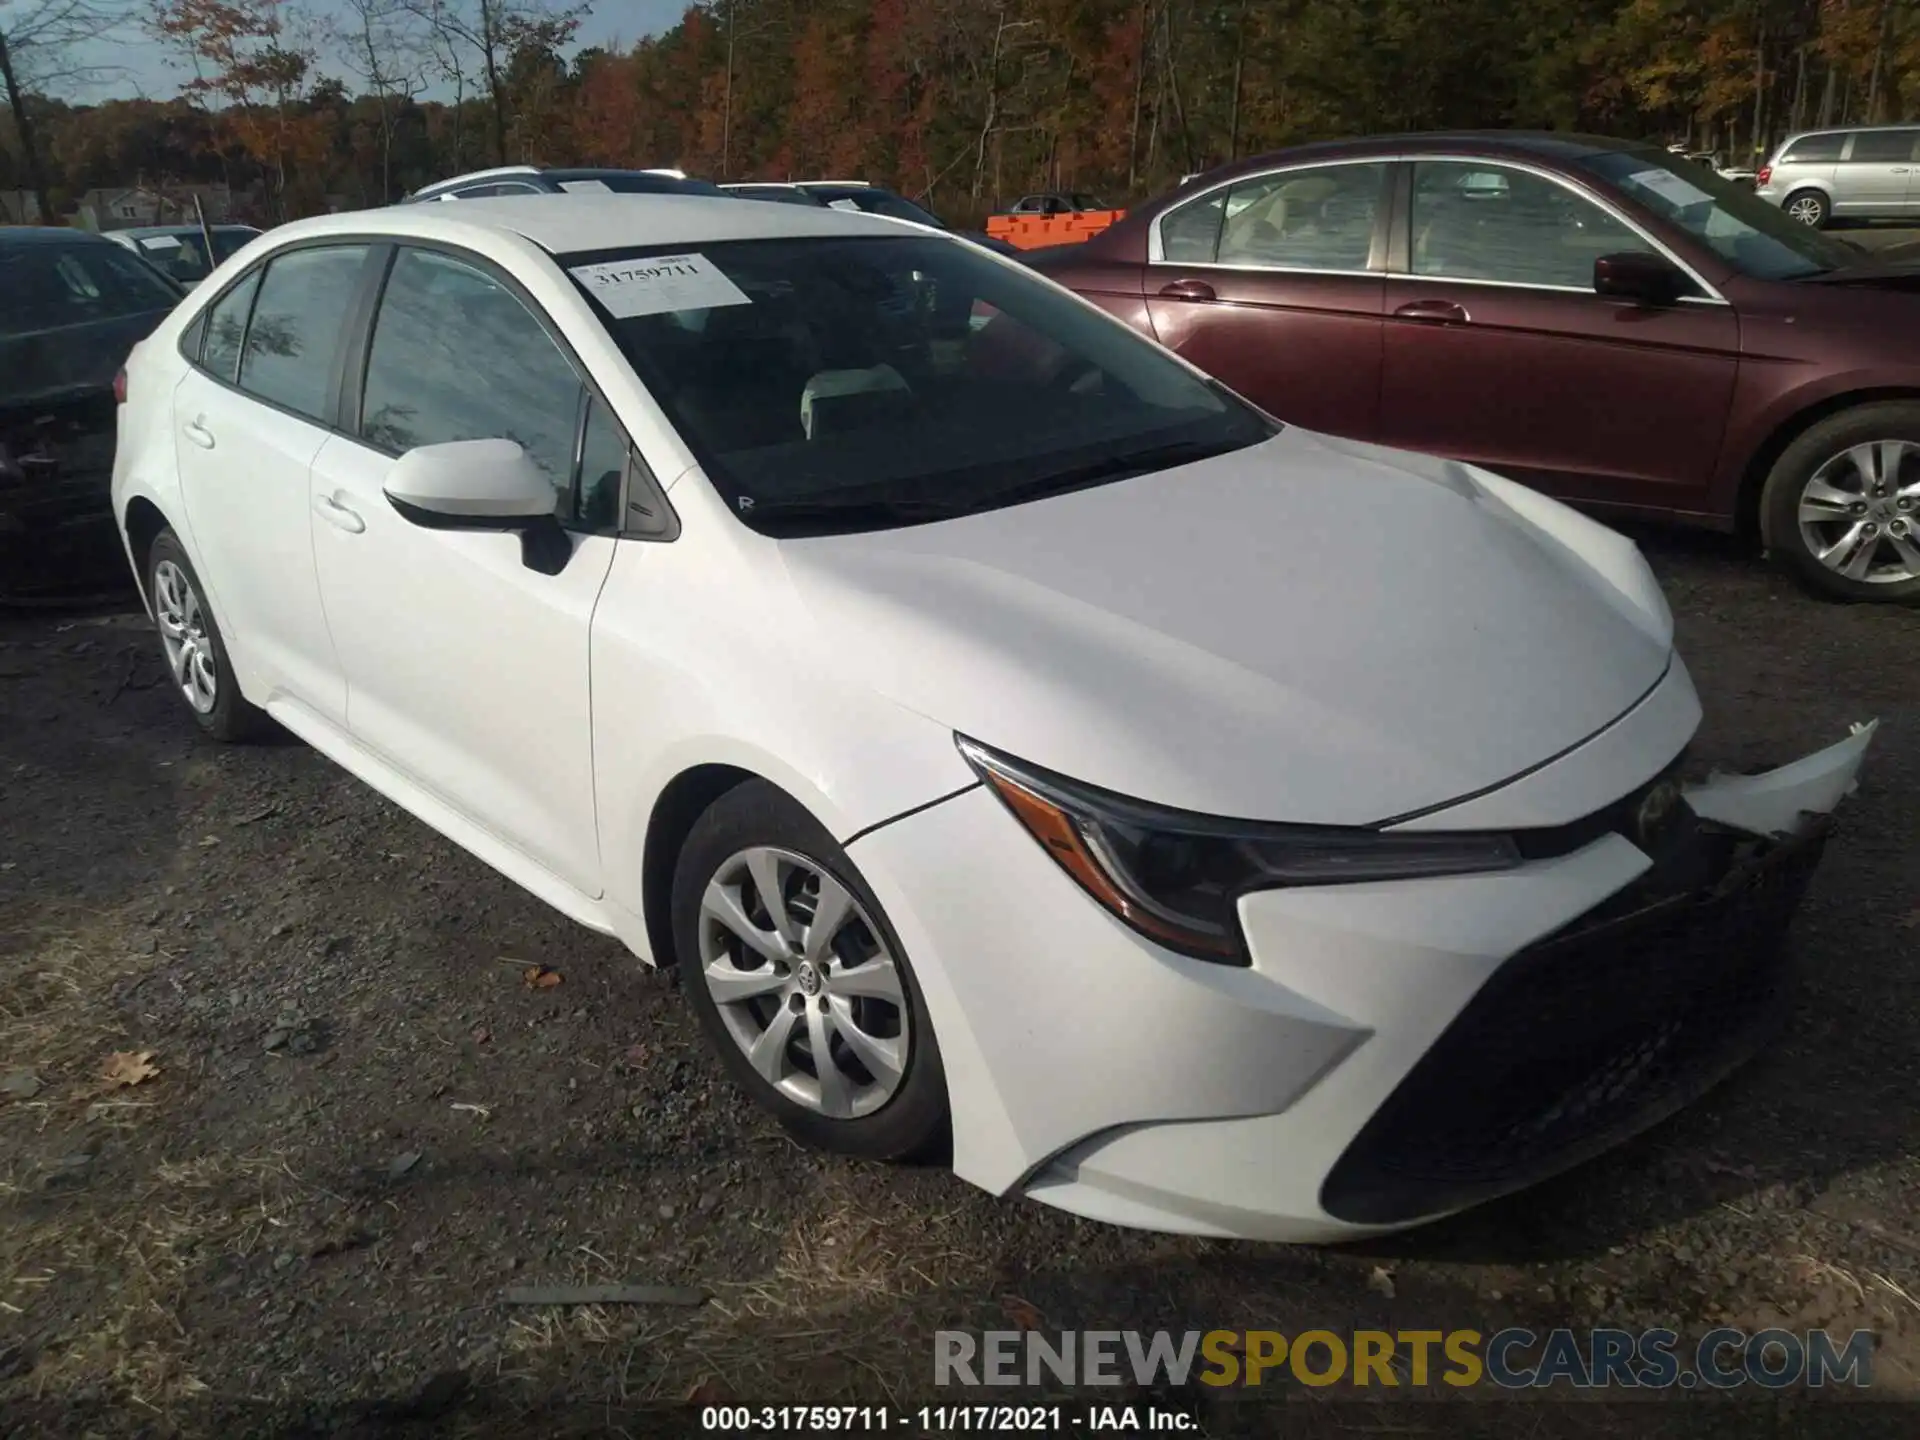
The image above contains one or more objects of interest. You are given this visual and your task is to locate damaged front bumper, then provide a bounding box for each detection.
[1683,721,1879,838]
[979,720,1879,1242]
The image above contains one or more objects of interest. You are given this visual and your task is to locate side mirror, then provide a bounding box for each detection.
[1593,251,1686,306]
[383,438,571,574]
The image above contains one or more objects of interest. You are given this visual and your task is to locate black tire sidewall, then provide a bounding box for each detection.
[147,530,268,741]
[1762,402,1920,604]
[1784,188,1829,227]
[670,780,949,1162]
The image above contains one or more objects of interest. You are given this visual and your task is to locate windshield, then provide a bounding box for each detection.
[1574,149,1861,280]
[563,234,1273,536]
[0,240,179,339]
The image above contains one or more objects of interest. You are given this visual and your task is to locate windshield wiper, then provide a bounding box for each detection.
[736,495,970,530]
[964,436,1249,513]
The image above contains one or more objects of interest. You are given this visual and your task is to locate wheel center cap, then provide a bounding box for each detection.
[795,960,822,997]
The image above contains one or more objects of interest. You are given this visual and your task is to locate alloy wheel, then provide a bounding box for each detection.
[1787,194,1825,226]
[152,559,219,713]
[697,845,910,1120]
[1796,440,1920,584]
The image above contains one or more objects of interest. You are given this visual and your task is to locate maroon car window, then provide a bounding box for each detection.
[1781,134,1845,163]
[1216,164,1385,271]
[1408,163,1653,290]
[1160,190,1227,262]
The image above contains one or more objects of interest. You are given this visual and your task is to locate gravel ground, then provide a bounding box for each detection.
[2,530,1917,1439]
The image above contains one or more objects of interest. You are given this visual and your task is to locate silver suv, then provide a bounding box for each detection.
[1755,125,1920,227]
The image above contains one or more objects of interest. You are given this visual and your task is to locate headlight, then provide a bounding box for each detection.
[957,737,1521,964]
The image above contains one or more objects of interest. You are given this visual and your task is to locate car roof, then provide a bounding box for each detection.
[251,192,919,256]
[116,224,259,238]
[0,225,119,247]
[1185,130,1655,190]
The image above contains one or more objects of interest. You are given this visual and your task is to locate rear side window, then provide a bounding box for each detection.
[0,240,178,338]
[358,247,586,517]
[238,246,369,421]
[1159,190,1227,263]
[1781,133,1845,163]
[201,270,262,383]
[1846,130,1920,163]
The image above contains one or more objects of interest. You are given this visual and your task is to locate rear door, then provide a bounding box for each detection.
[1373,159,1740,514]
[1141,160,1389,435]
[173,245,370,724]
[1834,130,1918,216]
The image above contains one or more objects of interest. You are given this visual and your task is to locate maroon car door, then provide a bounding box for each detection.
[1374,159,1740,514]
[1142,161,1390,435]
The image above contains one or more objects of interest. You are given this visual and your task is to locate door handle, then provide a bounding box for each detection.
[313,492,366,534]
[1393,299,1470,324]
[1893,167,1911,174]
[182,417,216,449]
[1158,278,1217,302]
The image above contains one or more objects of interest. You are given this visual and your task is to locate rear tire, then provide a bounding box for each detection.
[1783,188,1829,228]
[1760,401,1920,604]
[671,780,949,1161]
[146,529,272,741]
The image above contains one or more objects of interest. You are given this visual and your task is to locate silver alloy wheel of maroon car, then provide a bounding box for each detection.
[1795,440,1920,585]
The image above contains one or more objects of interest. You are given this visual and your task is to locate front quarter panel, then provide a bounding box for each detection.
[589,501,978,958]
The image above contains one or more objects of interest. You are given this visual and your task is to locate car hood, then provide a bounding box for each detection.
[778,428,1674,825]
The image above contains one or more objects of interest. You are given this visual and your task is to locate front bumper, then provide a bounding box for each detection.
[848,711,1875,1242]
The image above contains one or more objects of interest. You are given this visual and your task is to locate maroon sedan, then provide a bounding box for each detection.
[1028,132,1920,603]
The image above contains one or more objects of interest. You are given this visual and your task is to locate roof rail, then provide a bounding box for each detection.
[412,165,542,194]
[801,179,871,187]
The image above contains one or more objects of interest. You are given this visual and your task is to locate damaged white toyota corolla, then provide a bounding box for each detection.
[110,197,1876,1241]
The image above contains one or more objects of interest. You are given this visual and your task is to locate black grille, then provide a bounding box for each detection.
[1319,816,1831,1226]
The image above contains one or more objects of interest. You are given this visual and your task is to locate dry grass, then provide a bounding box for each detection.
[2,1149,303,1414]
[0,895,304,1418]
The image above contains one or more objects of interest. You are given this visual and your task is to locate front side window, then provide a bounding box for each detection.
[359,247,584,515]
[238,245,369,421]
[1575,148,1861,281]
[565,233,1273,537]
[1781,133,1845,163]
[1409,162,1653,289]
[1846,130,1920,164]
[201,269,262,382]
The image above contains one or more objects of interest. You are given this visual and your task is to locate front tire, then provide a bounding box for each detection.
[671,780,949,1161]
[1783,188,1830,228]
[146,529,271,740]
[1760,401,1920,604]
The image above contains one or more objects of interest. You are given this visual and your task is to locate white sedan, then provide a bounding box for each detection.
[110,195,1875,1241]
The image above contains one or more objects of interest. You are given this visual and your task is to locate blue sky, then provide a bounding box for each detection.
[69,0,692,102]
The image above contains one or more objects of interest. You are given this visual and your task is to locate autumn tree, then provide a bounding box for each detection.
[1,0,136,221]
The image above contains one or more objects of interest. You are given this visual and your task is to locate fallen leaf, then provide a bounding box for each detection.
[470,1025,492,1045]
[1,1071,42,1101]
[1000,1294,1045,1330]
[684,1376,730,1405]
[623,1042,650,1068]
[100,1051,160,1088]
[1899,908,1920,930]
[521,965,562,990]
[1368,1265,1396,1299]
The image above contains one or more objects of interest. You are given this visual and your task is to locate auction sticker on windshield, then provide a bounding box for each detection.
[1624,168,1713,209]
[569,253,752,318]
